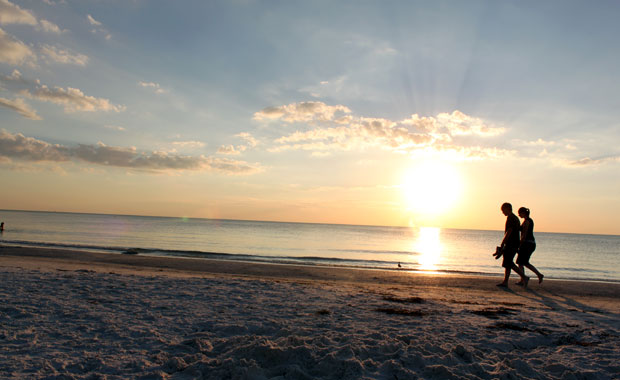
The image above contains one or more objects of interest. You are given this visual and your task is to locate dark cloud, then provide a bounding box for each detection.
[2,71,124,116]
[566,156,620,167]
[0,130,69,161]
[0,130,262,174]
[0,96,41,120]
[22,85,124,113]
[0,27,35,64]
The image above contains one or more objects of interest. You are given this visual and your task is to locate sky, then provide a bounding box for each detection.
[1,0,619,235]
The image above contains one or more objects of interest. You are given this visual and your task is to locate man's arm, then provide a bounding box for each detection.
[501,228,512,247]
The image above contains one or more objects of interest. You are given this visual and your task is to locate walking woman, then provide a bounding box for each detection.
[516,207,544,285]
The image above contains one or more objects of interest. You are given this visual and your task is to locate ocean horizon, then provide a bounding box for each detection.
[1,209,619,283]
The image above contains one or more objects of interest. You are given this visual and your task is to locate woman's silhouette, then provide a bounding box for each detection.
[516,207,544,285]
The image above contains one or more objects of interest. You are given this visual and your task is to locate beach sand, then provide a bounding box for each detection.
[1,246,618,379]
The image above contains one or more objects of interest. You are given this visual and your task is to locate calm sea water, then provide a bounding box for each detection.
[1,209,618,282]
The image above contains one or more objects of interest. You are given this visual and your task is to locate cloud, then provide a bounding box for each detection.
[218,132,259,155]
[257,102,508,159]
[104,125,125,132]
[436,111,506,137]
[236,132,258,147]
[273,118,432,151]
[401,111,505,137]
[565,155,620,167]
[171,140,206,149]
[431,144,516,161]
[0,28,35,64]
[86,14,101,26]
[139,81,166,94]
[0,1,64,34]
[253,101,351,123]
[300,76,348,99]
[37,19,63,33]
[21,85,125,113]
[0,96,41,120]
[0,0,37,25]
[0,130,69,161]
[3,68,25,82]
[344,34,398,56]
[87,14,111,40]
[2,72,124,115]
[40,44,88,65]
[217,144,245,155]
[512,138,556,147]
[0,130,262,174]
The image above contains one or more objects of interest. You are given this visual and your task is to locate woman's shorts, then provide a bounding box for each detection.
[516,241,536,266]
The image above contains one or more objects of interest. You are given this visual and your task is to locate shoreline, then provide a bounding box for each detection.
[1,245,619,299]
[2,243,619,285]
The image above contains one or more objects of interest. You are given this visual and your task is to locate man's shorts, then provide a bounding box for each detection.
[501,245,518,269]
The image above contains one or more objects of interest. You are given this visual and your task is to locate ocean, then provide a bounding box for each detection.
[1,209,618,282]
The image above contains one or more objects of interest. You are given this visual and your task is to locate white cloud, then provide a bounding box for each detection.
[235,132,258,147]
[172,140,206,149]
[217,144,243,155]
[253,101,351,123]
[0,1,64,34]
[0,0,37,25]
[218,132,258,155]
[139,81,166,94]
[512,138,556,147]
[22,85,125,113]
[432,144,516,161]
[436,111,506,137]
[87,14,111,40]
[0,130,263,174]
[0,96,41,120]
[300,76,347,99]
[257,102,508,159]
[104,125,126,132]
[5,68,22,81]
[40,44,88,65]
[0,28,35,64]
[37,19,63,34]
[86,14,101,26]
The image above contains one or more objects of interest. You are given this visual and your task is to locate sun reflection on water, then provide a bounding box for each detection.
[414,227,442,270]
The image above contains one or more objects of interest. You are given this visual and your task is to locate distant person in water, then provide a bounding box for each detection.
[0,222,3,232]
[516,207,544,285]
[496,202,529,288]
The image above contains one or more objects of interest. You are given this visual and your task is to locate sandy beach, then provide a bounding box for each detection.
[1,246,619,379]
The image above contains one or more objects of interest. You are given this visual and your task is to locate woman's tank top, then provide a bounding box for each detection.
[522,218,535,243]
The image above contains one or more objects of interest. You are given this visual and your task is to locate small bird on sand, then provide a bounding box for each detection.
[397,262,402,268]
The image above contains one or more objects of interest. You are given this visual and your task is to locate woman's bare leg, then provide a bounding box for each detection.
[525,263,544,283]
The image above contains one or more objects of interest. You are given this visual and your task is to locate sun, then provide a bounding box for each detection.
[401,161,462,217]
